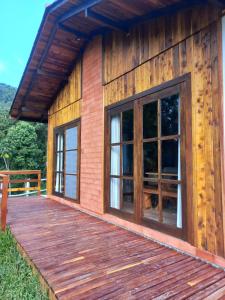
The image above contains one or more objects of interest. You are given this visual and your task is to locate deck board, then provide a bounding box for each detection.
[3,197,225,299]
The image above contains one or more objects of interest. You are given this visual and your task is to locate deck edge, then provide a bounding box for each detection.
[10,227,57,300]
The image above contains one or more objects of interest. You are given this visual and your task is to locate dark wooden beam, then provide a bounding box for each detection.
[57,23,89,39]
[59,0,103,23]
[127,0,206,27]
[48,0,68,14]
[20,72,36,108]
[85,8,128,32]
[36,69,68,80]
[21,106,48,116]
[20,115,48,123]
[39,26,57,68]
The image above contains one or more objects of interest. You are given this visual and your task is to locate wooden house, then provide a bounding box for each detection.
[10,0,225,263]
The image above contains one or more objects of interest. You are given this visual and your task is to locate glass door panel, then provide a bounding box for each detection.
[54,131,64,195]
[109,108,134,216]
[142,93,182,231]
[54,121,80,202]
[65,125,79,200]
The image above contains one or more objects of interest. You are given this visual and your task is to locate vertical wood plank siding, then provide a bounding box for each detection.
[47,59,82,194]
[103,5,224,256]
[46,3,224,257]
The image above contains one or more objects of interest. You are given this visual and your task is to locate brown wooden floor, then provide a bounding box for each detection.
[4,197,225,299]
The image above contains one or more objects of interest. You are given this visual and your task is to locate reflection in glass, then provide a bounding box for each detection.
[143,101,157,139]
[161,140,178,176]
[143,142,158,176]
[122,109,133,141]
[65,150,77,174]
[143,180,158,191]
[122,180,134,213]
[56,152,63,172]
[162,196,177,227]
[60,174,64,194]
[110,178,120,209]
[55,173,59,193]
[111,114,120,143]
[65,175,77,199]
[111,146,120,176]
[123,144,133,176]
[162,183,177,195]
[143,193,159,222]
[66,127,77,150]
[161,94,179,136]
[57,133,64,151]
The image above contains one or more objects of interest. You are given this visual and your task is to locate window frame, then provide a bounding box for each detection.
[108,102,135,221]
[105,75,192,241]
[140,85,184,238]
[53,119,81,203]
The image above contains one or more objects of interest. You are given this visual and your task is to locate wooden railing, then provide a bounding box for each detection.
[0,170,41,231]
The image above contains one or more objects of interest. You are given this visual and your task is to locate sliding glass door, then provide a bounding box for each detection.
[54,121,80,202]
[107,80,190,239]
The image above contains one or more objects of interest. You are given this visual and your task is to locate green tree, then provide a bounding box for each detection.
[1,122,44,172]
[0,108,14,141]
[0,83,47,177]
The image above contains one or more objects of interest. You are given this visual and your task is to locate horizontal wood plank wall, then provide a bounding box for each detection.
[47,59,82,195]
[103,5,224,257]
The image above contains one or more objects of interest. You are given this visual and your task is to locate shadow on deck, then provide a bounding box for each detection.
[4,196,225,299]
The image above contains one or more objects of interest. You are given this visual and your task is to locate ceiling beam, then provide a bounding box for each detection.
[59,0,103,23]
[127,0,206,27]
[36,69,68,80]
[85,8,128,32]
[57,23,89,39]
[19,1,101,113]
[21,106,48,116]
[39,26,57,68]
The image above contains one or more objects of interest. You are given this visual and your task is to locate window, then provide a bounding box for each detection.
[55,130,64,194]
[53,121,80,202]
[110,106,134,216]
[106,77,191,240]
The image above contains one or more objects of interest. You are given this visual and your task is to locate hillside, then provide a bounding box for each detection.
[0,83,17,110]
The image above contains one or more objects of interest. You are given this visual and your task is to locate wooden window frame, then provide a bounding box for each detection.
[105,74,193,242]
[109,102,135,222]
[53,119,81,203]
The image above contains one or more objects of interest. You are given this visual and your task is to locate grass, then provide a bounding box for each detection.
[0,229,49,300]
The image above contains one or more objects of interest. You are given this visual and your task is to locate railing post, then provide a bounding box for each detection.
[1,176,9,231]
[25,179,30,197]
[37,171,41,196]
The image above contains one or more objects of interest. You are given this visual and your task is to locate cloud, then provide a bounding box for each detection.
[0,61,6,73]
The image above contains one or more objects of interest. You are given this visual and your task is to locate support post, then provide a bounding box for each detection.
[37,171,41,196]
[1,176,9,231]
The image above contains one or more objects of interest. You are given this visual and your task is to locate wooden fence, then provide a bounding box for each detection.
[0,170,41,231]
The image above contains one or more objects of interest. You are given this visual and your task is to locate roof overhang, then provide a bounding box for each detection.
[10,0,225,123]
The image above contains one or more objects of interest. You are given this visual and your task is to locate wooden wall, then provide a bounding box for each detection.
[47,59,82,194]
[103,4,224,256]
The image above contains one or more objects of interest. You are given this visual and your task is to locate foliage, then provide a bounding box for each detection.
[0,229,49,300]
[0,83,47,176]
[1,122,43,171]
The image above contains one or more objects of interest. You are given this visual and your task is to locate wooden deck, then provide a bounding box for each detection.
[4,197,225,299]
